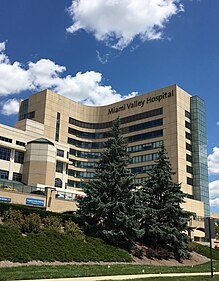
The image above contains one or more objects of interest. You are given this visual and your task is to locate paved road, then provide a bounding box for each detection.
[18,271,219,281]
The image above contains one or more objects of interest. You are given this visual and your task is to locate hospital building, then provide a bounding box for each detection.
[0,84,210,241]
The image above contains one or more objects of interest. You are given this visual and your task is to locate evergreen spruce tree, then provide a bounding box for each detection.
[141,145,191,260]
[77,117,144,249]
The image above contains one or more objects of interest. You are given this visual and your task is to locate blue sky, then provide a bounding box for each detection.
[0,0,219,212]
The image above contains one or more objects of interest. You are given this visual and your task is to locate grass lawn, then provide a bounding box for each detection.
[0,262,218,281]
[108,276,219,281]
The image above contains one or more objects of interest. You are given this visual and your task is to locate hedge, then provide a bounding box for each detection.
[0,202,75,221]
[0,225,132,263]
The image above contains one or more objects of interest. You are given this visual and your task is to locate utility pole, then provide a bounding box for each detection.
[205,217,215,278]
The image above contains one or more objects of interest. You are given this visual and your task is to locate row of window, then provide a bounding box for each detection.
[55,112,60,142]
[68,169,95,178]
[127,140,163,153]
[128,129,163,143]
[185,111,193,187]
[69,108,163,129]
[68,127,108,139]
[69,149,101,159]
[68,138,105,149]
[70,159,97,169]
[69,141,163,161]
[129,165,155,174]
[68,129,163,149]
[131,153,159,164]
[67,179,84,188]
[67,177,147,188]
[0,147,24,163]
[0,169,22,182]
[69,152,159,169]
[127,119,163,133]
[0,136,12,143]
[0,137,26,147]
[68,119,163,140]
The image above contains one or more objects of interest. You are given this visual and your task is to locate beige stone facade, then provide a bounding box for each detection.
[0,84,210,241]
[0,119,70,189]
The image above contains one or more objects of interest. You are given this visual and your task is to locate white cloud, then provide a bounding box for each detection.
[217,121,219,125]
[0,99,20,115]
[208,147,219,175]
[66,0,184,50]
[0,42,32,95]
[96,50,110,64]
[209,180,219,199]
[210,197,219,207]
[209,180,219,208]
[0,41,138,112]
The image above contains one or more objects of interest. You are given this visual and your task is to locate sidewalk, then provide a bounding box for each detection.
[18,271,219,281]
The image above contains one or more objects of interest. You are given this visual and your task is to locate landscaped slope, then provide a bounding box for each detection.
[0,225,132,263]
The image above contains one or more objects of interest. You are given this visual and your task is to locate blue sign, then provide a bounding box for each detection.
[26,198,44,207]
[0,197,11,202]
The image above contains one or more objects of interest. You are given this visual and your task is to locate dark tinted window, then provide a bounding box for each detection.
[185,121,191,130]
[187,177,193,185]
[69,108,163,129]
[0,147,11,161]
[186,154,192,163]
[16,141,25,147]
[0,136,12,143]
[185,110,191,119]
[128,130,163,143]
[0,169,9,179]
[56,161,63,173]
[14,151,24,164]
[186,143,192,151]
[185,132,192,140]
[13,172,22,182]
[57,149,64,157]
[186,165,193,174]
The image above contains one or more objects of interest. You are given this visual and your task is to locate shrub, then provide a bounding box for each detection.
[132,246,144,259]
[64,220,85,239]
[0,202,75,221]
[22,213,41,233]
[2,208,25,231]
[145,248,171,260]
[42,216,62,231]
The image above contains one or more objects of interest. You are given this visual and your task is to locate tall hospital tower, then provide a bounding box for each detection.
[0,84,209,241]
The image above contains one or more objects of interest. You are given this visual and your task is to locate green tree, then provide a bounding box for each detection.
[77,117,143,249]
[141,145,191,260]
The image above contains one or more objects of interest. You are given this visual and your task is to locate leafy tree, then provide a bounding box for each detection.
[77,117,143,249]
[141,145,191,260]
